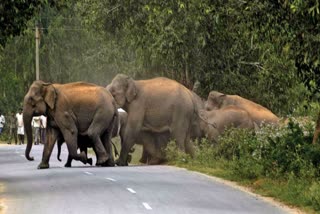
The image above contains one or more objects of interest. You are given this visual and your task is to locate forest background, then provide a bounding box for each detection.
[0,0,320,117]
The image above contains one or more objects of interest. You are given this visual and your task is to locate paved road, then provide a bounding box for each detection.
[0,144,289,214]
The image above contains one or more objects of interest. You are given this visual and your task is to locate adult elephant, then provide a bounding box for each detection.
[205,91,279,126]
[23,80,117,169]
[107,74,201,166]
[199,106,255,143]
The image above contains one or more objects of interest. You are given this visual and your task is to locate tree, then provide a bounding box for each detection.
[0,0,66,47]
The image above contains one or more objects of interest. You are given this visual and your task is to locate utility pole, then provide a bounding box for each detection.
[35,22,40,80]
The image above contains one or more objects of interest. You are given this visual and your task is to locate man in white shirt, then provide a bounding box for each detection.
[16,108,24,145]
[40,115,47,144]
[32,116,41,145]
[0,110,5,135]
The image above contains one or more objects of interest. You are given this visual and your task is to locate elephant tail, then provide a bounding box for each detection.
[57,139,63,162]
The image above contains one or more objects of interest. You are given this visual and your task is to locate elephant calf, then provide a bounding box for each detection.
[199,106,255,143]
[116,111,169,165]
[205,91,279,126]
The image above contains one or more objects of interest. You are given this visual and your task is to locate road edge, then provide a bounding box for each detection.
[169,166,305,214]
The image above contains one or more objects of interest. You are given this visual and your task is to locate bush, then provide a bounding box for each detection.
[307,181,320,211]
[194,138,218,167]
[213,118,320,179]
[165,140,192,165]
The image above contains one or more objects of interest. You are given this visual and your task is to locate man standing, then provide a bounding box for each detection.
[0,110,5,135]
[40,115,47,144]
[32,116,41,145]
[7,111,17,144]
[16,108,24,145]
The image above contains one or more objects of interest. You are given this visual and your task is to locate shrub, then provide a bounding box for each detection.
[165,140,191,164]
[216,118,320,179]
[307,181,320,211]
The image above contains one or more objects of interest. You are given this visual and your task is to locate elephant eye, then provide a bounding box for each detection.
[28,97,36,107]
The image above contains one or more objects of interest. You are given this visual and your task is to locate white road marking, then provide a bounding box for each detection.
[105,177,117,182]
[142,202,152,210]
[84,172,93,175]
[127,188,136,194]
[20,155,24,158]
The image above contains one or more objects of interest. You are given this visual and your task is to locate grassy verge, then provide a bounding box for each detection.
[165,119,320,213]
[169,162,317,214]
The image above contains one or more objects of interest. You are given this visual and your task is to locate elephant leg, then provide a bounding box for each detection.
[148,157,163,165]
[65,155,73,167]
[172,130,187,153]
[78,148,92,166]
[62,132,88,165]
[82,147,93,166]
[117,136,136,166]
[78,142,92,166]
[117,112,143,166]
[139,146,149,164]
[141,134,155,164]
[171,115,194,156]
[101,132,114,167]
[146,134,168,165]
[184,133,195,158]
[88,135,108,166]
[38,127,59,169]
[86,122,109,166]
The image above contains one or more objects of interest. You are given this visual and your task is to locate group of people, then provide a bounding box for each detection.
[0,108,46,145]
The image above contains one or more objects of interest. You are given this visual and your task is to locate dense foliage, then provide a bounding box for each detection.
[0,0,65,46]
[1,0,320,115]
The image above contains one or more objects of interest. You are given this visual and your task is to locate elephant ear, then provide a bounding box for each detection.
[198,110,208,121]
[43,84,57,110]
[125,78,137,103]
[217,93,227,107]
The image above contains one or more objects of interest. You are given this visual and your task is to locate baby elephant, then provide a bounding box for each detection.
[205,91,279,126]
[199,106,255,143]
[56,112,127,167]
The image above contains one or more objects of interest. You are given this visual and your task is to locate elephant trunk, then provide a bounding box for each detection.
[23,111,34,161]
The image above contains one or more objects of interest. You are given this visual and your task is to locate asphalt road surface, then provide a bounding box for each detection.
[0,144,290,214]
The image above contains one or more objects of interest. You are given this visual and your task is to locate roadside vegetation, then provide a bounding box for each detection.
[166,118,320,213]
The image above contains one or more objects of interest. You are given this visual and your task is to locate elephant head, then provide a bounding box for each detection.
[23,80,56,161]
[205,91,226,111]
[107,74,137,109]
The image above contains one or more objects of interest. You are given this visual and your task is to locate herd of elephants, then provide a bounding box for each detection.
[23,73,301,169]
